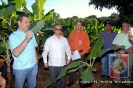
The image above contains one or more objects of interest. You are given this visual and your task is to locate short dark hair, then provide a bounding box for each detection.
[53,24,62,29]
[17,14,28,22]
[75,20,83,25]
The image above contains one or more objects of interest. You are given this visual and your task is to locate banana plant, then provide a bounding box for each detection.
[45,36,125,88]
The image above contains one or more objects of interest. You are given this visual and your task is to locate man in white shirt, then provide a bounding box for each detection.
[42,24,71,88]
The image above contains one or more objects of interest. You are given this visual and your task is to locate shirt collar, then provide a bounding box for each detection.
[16,29,29,35]
[53,34,62,40]
[74,29,83,33]
[105,30,113,34]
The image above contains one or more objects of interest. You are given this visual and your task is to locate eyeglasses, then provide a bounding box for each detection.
[54,28,61,30]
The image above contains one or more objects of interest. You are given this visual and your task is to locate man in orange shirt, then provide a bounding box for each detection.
[66,20,90,88]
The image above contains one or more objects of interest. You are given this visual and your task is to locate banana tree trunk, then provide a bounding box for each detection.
[6,50,11,88]
[6,66,11,88]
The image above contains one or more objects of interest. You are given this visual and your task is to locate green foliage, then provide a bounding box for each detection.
[0,3,15,17]
[45,61,81,88]
[87,36,104,60]
[0,41,6,54]
[81,66,95,83]
[44,9,54,21]
[89,0,133,22]
[97,45,125,57]
[30,20,45,34]
[32,0,46,20]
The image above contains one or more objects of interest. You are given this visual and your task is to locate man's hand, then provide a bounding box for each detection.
[80,52,84,56]
[0,75,6,88]
[25,31,33,42]
[36,59,38,64]
[71,50,74,55]
[44,63,48,68]
[66,60,71,65]
[118,50,125,54]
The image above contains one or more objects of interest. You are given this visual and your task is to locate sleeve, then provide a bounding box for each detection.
[81,33,90,55]
[65,38,71,60]
[33,34,38,47]
[68,32,73,50]
[112,34,119,45]
[9,34,19,52]
[42,39,50,63]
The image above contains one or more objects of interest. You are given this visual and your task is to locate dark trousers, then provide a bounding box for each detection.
[49,66,65,88]
[69,55,85,84]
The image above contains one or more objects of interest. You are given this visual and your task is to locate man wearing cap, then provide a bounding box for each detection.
[66,21,90,88]
[42,24,71,88]
[100,22,117,78]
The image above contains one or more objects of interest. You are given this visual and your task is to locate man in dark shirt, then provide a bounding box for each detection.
[101,22,117,78]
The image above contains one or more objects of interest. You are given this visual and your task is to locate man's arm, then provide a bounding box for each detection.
[81,33,90,56]
[125,46,133,53]
[42,39,50,68]
[65,39,71,65]
[35,49,38,64]
[12,32,33,57]
[68,32,74,55]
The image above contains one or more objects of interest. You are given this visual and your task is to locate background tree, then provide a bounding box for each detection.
[89,0,133,24]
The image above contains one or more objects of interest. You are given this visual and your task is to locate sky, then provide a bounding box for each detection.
[4,0,118,18]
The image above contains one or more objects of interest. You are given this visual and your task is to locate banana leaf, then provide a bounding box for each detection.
[30,20,45,34]
[0,42,6,54]
[32,0,46,20]
[0,3,15,17]
[86,36,104,60]
[43,9,54,21]
[45,61,81,88]
[97,45,125,57]
[80,66,95,83]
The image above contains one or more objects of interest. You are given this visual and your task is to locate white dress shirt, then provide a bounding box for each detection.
[42,35,71,66]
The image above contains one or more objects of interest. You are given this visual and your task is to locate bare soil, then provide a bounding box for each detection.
[1,59,133,88]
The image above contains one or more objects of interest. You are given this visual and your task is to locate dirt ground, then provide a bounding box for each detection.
[0,59,133,88]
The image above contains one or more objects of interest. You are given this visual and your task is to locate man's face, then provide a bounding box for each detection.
[106,24,112,31]
[54,25,61,35]
[18,16,30,32]
[76,22,82,30]
[122,23,130,32]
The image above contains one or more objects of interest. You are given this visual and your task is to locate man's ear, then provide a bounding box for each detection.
[18,21,21,26]
[53,29,55,32]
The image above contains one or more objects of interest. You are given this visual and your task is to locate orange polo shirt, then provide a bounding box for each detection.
[68,30,90,55]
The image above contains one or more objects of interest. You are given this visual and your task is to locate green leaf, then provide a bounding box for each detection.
[30,20,45,34]
[0,3,16,17]
[97,45,125,58]
[37,54,42,59]
[45,81,52,88]
[87,36,104,60]
[32,0,46,20]
[67,65,83,74]
[16,11,26,16]
[44,9,54,21]
[80,66,95,83]
[0,35,2,39]
[29,21,37,29]
[14,0,27,9]
[0,42,6,54]
[54,61,81,82]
